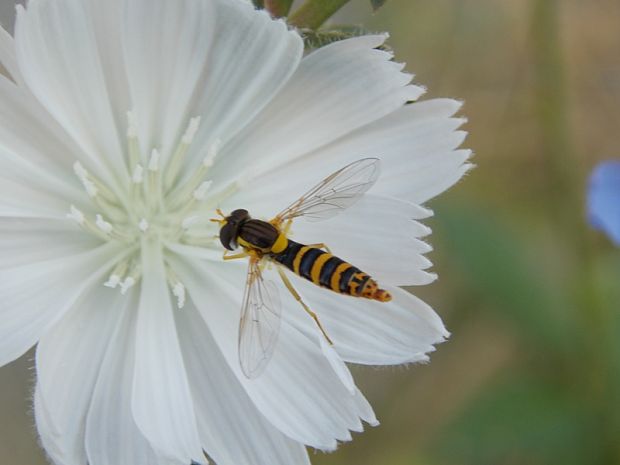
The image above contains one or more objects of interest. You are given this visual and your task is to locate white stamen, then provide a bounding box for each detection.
[132,164,144,184]
[193,180,213,200]
[104,274,121,289]
[182,116,201,145]
[95,214,113,234]
[73,161,88,180]
[138,218,149,232]
[83,179,98,197]
[120,277,136,295]
[127,110,138,138]
[182,215,200,230]
[202,138,221,168]
[173,282,186,309]
[148,149,160,172]
[67,205,84,225]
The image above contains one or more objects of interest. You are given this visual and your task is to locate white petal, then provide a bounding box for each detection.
[230,99,470,213]
[132,239,203,463]
[85,289,182,465]
[0,26,25,85]
[176,303,311,465]
[214,34,423,182]
[289,279,449,365]
[179,0,303,178]
[0,219,97,269]
[291,195,436,286]
[0,241,125,366]
[35,284,137,465]
[14,0,129,189]
[122,0,215,157]
[168,254,375,451]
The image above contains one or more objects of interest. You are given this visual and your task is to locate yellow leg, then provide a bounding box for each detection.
[306,243,332,254]
[222,250,249,261]
[276,266,333,345]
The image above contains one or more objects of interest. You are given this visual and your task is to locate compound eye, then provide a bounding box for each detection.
[219,223,237,251]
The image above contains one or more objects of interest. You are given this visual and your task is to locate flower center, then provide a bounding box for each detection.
[66,114,237,307]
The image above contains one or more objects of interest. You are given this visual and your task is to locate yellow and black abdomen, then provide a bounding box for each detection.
[272,240,391,302]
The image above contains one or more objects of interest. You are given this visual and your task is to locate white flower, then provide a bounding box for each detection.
[0,0,470,464]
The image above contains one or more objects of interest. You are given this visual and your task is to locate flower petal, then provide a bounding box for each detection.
[122,0,215,157]
[176,303,311,465]
[35,285,137,465]
[227,98,470,210]
[0,25,24,85]
[286,279,449,365]
[168,254,375,451]
[0,218,97,269]
[0,241,125,366]
[588,160,620,246]
[132,239,203,463]
[213,34,424,183]
[290,195,436,286]
[14,0,128,189]
[85,289,182,465]
[180,0,303,176]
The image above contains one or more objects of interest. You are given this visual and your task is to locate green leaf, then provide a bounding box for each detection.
[299,26,392,51]
[252,0,264,8]
[264,0,294,17]
[370,0,387,11]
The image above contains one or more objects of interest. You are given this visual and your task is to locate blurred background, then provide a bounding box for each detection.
[1,0,620,464]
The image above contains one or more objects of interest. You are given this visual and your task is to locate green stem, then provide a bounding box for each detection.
[264,0,294,17]
[288,0,351,29]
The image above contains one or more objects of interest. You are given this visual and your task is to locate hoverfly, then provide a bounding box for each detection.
[213,158,392,379]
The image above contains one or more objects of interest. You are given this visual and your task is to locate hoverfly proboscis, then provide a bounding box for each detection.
[212,158,392,379]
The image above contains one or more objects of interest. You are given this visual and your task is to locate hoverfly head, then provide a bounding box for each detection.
[218,209,250,250]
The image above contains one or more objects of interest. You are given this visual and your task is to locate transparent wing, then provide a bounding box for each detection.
[238,258,282,379]
[274,158,381,223]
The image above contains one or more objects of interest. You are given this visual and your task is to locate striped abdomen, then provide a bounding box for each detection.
[271,240,391,302]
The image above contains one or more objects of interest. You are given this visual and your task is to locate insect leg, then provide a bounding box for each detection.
[276,266,333,345]
[305,243,332,254]
[223,250,250,261]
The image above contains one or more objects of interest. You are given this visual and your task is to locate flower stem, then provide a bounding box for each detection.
[265,0,294,17]
[288,0,351,29]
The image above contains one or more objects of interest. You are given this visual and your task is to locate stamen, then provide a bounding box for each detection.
[138,218,149,233]
[172,283,186,309]
[193,181,212,201]
[182,117,201,145]
[67,205,85,225]
[127,110,142,170]
[132,164,144,184]
[164,116,202,190]
[120,265,142,295]
[202,138,221,168]
[148,149,160,172]
[95,214,113,234]
[104,274,122,289]
[120,277,136,295]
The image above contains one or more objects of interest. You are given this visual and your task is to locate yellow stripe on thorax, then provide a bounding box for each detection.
[293,246,312,275]
[331,262,352,292]
[271,233,288,254]
[310,252,332,285]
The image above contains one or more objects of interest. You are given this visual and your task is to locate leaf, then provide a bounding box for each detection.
[252,0,264,8]
[300,26,392,51]
[370,0,388,11]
